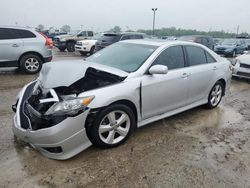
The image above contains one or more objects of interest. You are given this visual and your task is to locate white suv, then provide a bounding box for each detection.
[0,26,53,74]
[75,38,97,56]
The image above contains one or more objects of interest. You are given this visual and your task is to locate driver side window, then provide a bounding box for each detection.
[153,46,185,70]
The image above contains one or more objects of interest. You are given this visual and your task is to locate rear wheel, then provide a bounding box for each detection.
[58,47,66,52]
[66,42,75,52]
[19,54,43,74]
[87,104,136,148]
[206,81,224,108]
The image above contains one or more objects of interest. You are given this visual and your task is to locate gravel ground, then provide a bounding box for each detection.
[0,50,250,188]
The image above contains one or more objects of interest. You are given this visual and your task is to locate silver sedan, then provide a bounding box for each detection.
[12,40,232,160]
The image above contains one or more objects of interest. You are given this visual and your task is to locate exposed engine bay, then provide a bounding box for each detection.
[18,67,126,130]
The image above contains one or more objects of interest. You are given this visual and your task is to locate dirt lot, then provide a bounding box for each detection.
[0,51,250,188]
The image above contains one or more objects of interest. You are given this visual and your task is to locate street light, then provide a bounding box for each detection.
[152,8,158,36]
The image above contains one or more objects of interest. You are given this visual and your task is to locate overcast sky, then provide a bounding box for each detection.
[1,0,250,33]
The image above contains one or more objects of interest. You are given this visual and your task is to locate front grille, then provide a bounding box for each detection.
[240,63,250,69]
[217,48,225,51]
[76,42,82,46]
[237,71,250,77]
[19,82,36,129]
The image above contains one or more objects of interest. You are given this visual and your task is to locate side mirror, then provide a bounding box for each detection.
[149,65,168,75]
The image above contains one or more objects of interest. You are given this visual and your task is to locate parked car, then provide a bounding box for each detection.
[94,32,144,52]
[232,51,250,79]
[179,35,214,50]
[53,30,94,52]
[0,26,53,74]
[75,34,103,56]
[245,39,250,50]
[214,39,248,57]
[12,40,231,159]
[40,30,67,41]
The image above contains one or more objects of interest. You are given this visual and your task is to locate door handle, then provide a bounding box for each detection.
[181,73,189,78]
[213,66,217,70]
[12,44,19,47]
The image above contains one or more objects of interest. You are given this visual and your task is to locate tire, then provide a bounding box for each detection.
[90,46,95,55]
[66,42,75,52]
[79,51,87,56]
[87,104,136,149]
[206,81,224,109]
[19,54,43,74]
[58,47,66,52]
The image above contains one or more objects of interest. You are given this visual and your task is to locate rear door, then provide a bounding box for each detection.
[141,45,188,119]
[184,45,217,105]
[0,28,23,65]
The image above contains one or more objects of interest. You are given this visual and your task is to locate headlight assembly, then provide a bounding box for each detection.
[45,96,95,116]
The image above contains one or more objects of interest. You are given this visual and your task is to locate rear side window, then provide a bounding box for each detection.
[99,34,120,43]
[153,46,185,70]
[0,28,18,40]
[87,31,93,37]
[120,35,130,40]
[185,46,207,66]
[132,35,143,39]
[17,29,36,38]
[206,52,217,63]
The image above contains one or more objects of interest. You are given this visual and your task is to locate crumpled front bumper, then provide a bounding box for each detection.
[12,82,92,160]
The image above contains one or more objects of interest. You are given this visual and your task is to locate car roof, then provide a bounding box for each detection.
[120,39,203,47]
[0,25,36,32]
[103,32,144,36]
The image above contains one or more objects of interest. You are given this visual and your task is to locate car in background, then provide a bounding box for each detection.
[12,40,231,159]
[179,35,214,50]
[53,30,94,52]
[245,39,250,50]
[40,30,67,41]
[0,26,53,74]
[94,32,144,52]
[232,51,250,79]
[75,34,103,56]
[214,39,248,57]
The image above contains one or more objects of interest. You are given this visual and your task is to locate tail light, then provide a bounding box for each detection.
[39,32,53,48]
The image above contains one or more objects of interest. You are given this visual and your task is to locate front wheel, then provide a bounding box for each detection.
[206,81,224,108]
[66,42,75,52]
[87,104,136,148]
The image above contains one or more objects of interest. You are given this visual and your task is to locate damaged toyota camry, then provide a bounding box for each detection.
[12,40,232,160]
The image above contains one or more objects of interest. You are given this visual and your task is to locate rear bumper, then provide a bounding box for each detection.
[44,56,53,63]
[12,82,92,160]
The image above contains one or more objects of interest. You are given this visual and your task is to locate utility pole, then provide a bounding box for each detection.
[236,25,240,37]
[152,8,158,36]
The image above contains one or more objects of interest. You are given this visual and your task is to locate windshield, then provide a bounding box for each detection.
[86,43,157,72]
[221,39,237,45]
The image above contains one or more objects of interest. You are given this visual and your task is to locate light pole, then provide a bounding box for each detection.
[152,8,158,36]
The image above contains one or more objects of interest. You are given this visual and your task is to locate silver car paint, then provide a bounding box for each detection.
[13,40,232,160]
[0,26,52,64]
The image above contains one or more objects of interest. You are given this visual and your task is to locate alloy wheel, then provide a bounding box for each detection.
[210,84,222,106]
[24,58,40,72]
[98,110,130,145]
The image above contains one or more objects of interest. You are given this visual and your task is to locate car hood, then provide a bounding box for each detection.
[78,39,97,43]
[55,34,73,39]
[38,60,128,89]
[236,54,250,64]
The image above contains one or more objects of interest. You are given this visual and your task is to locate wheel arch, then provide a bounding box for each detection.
[85,99,139,129]
[217,78,226,95]
[66,39,76,44]
[18,51,44,66]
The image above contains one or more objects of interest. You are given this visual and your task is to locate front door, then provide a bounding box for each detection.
[141,45,188,119]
